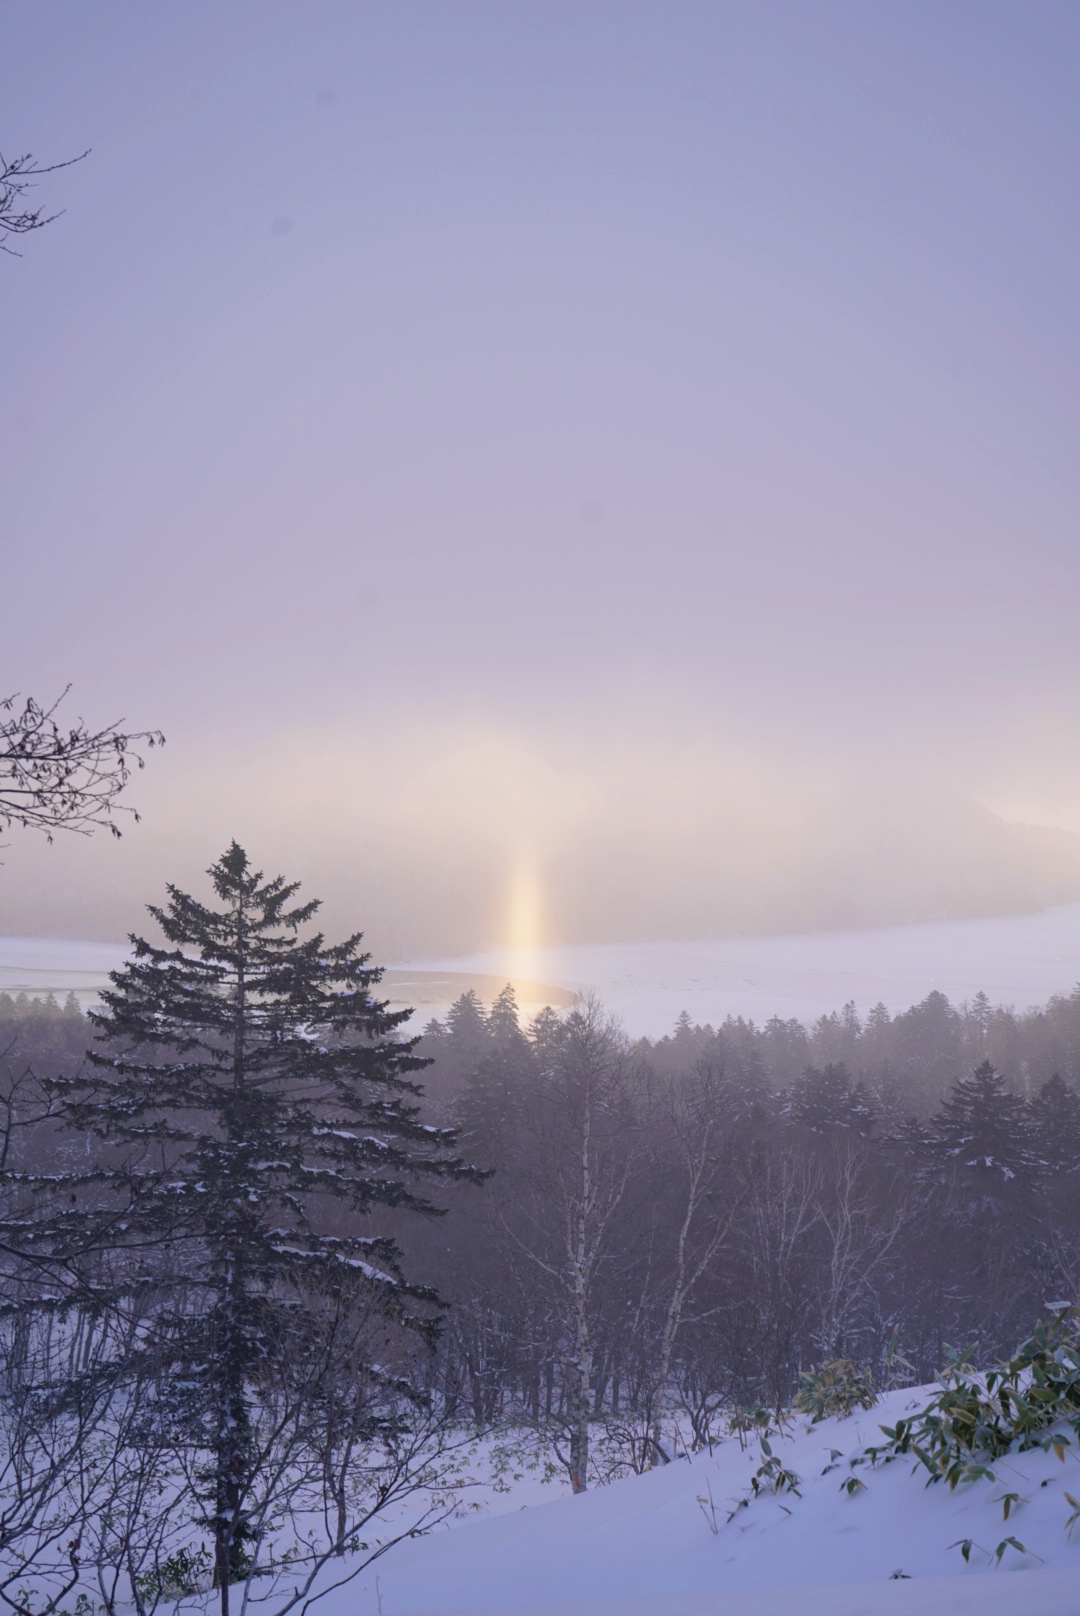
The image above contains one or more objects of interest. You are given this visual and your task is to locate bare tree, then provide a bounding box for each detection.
[143,1278,468,1616]
[745,1147,821,1412]
[811,1140,906,1364]
[0,151,88,255]
[640,1062,748,1465]
[0,1304,155,1612]
[498,998,640,1492]
[0,689,163,841]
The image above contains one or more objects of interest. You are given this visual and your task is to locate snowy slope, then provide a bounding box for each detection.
[326,1388,1080,1616]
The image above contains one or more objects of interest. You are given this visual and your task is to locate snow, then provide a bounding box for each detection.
[9,905,1080,1034]
[403,903,1080,1036]
[365,1573,1080,1615]
[0,934,130,1003]
[317,1388,1080,1616]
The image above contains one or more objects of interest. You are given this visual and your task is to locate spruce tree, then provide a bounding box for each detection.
[457,985,535,1160]
[1029,1073,1080,1176]
[927,1060,1033,1181]
[444,990,489,1062]
[788,1062,875,1135]
[486,983,526,1049]
[53,843,475,1612]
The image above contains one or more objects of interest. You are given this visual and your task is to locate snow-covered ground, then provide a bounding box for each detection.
[406,903,1080,1036]
[0,933,131,1004]
[17,1396,1080,1616]
[7,904,1080,1034]
[320,1388,1080,1615]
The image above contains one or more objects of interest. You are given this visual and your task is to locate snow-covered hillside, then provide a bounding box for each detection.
[329,1387,1080,1615]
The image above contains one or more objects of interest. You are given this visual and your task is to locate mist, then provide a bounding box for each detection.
[5,1,1080,957]
[4,716,1080,957]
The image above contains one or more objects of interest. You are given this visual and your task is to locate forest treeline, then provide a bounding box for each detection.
[389,981,1080,1484]
[415,980,1080,1121]
[4,962,1080,1598]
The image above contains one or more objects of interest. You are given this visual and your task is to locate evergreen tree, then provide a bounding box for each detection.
[888,990,963,1111]
[788,1063,875,1135]
[927,1060,1033,1181]
[487,983,526,1049]
[457,986,536,1160]
[445,990,489,1060]
[1029,1073,1080,1176]
[52,843,475,1612]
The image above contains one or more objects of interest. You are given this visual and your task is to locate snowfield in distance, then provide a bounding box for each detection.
[7,903,1080,1034]
[408,902,1080,1035]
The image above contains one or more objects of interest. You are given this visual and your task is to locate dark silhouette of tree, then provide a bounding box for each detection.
[487,982,526,1048]
[457,985,534,1159]
[928,1060,1033,1181]
[0,688,163,841]
[0,150,88,255]
[49,843,477,1612]
[788,1063,875,1135]
[445,989,489,1059]
[1030,1073,1080,1176]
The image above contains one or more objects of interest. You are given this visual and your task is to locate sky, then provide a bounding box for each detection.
[3,1,1080,958]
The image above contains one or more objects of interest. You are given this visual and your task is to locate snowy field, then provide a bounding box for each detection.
[258,1388,1080,1615]
[407,903,1080,1035]
[6,904,1080,1034]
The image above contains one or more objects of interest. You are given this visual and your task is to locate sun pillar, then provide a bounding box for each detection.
[506,849,542,989]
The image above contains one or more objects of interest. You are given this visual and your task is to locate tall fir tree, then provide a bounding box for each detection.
[486,983,526,1049]
[787,1062,876,1136]
[52,843,476,1612]
[444,990,489,1062]
[457,985,536,1161]
[927,1059,1033,1181]
[1029,1072,1080,1176]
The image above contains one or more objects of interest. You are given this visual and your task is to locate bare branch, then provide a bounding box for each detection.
[0,688,164,841]
[0,150,90,255]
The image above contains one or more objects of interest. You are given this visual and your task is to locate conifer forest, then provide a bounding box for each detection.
[4,845,1080,1610]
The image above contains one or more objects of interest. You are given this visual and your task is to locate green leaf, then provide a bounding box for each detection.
[1064,1492,1080,1539]
[992,1491,1024,1521]
[993,1536,1037,1567]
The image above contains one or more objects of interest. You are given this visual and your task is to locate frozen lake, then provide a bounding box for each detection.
[5,904,1080,1037]
[407,903,1080,1035]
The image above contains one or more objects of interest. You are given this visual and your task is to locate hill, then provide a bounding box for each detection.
[331,1386,1080,1615]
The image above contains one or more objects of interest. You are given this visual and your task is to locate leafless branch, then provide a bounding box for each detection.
[0,150,89,255]
[0,688,164,841]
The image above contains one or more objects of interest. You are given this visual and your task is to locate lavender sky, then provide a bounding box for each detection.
[4,2,1080,957]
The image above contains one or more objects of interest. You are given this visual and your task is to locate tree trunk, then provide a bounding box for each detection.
[568,1161,592,1493]
[567,1314,591,1494]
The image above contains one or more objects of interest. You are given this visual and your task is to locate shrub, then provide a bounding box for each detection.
[872,1306,1080,1488]
[794,1359,878,1422]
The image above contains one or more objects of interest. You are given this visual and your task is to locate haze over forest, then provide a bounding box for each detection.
[6,2,1080,958]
